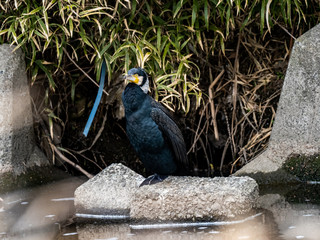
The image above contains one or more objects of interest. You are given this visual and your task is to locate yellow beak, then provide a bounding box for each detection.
[125,74,139,84]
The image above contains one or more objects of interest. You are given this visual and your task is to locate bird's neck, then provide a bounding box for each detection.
[140,78,149,94]
[123,83,147,114]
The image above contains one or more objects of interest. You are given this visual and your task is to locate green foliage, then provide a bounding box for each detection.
[0,0,319,175]
[0,0,317,112]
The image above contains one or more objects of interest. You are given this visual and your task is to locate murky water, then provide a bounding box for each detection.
[0,179,319,240]
[0,177,84,240]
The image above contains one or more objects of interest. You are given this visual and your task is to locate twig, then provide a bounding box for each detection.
[238,96,258,132]
[70,149,103,171]
[208,69,225,141]
[274,19,296,40]
[52,144,94,178]
[78,108,109,154]
[63,48,109,96]
[187,102,209,154]
[220,137,230,176]
[230,34,241,160]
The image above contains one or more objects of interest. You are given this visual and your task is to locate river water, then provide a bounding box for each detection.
[0,178,319,240]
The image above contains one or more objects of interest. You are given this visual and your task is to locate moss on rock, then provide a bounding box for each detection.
[284,154,320,182]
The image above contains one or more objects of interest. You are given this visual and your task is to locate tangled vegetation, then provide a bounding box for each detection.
[0,0,319,177]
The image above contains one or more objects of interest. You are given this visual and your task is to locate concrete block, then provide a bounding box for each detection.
[131,176,258,220]
[74,163,145,215]
[0,44,49,191]
[235,24,320,183]
[74,164,259,220]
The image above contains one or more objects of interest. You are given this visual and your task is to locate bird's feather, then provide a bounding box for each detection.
[149,98,188,171]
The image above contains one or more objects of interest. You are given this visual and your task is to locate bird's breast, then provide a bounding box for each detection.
[126,113,164,152]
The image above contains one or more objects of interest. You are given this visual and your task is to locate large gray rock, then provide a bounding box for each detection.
[0,44,50,192]
[74,163,145,215]
[131,176,258,220]
[235,24,320,184]
[75,164,259,220]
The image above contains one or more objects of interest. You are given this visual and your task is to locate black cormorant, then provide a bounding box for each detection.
[122,68,188,186]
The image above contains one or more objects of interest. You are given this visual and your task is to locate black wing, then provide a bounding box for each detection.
[149,97,175,121]
[149,97,188,171]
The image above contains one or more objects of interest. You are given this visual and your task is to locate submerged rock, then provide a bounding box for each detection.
[74,164,259,220]
[235,23,320,184]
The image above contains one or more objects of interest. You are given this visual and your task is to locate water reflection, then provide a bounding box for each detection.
[0,177,84,240]
[259,193,320,240]
[75,211,282,240]
[0,180,319,240]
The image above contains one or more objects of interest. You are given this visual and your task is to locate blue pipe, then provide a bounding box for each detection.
[83,59,106,137]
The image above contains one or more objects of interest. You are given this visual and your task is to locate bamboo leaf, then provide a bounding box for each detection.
[68,18,73,37]
[192,0,198,29]
[0,29,9,36]
[287,0,292,27]
[226,5,231,37]
[31,65,39,84]
[130,0,137,22]
[266,0,272,33]
[294,0,306,23]
[220,36,225,55]
[125,51,130,73]
[49,116,53,139]
[99,42,112,56]
[79,7,113,18]
[157,27,161,52]
[30,40,37,66]
[35,60,55,90]
[79,25,93,48]
[185,93,190,113]
[9,23,18,44]
[204,0,209,31]
[43,7,49,34]
[37,17,49,40]
[93,18,102,36]
[196,31,204,50]
[280,1,287,24]
[162,42,171,67]
[23,6,42,16]
[181,37,190,50]
[105,57,112,85]
[173,0,184,18]
[260,0,266,35]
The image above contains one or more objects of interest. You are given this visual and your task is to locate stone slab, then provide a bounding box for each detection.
[74,164,259,220]
[131,176,259,220]
[235,24,320,183]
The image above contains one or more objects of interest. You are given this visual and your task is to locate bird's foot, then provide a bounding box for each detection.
[139,174,168,187]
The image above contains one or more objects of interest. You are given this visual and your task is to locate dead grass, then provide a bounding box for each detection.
[187,27,291,176]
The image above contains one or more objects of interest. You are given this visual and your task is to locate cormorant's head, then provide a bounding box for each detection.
[125,68,149,94]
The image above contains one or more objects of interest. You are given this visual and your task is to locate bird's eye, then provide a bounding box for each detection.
[133,74,139,78]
